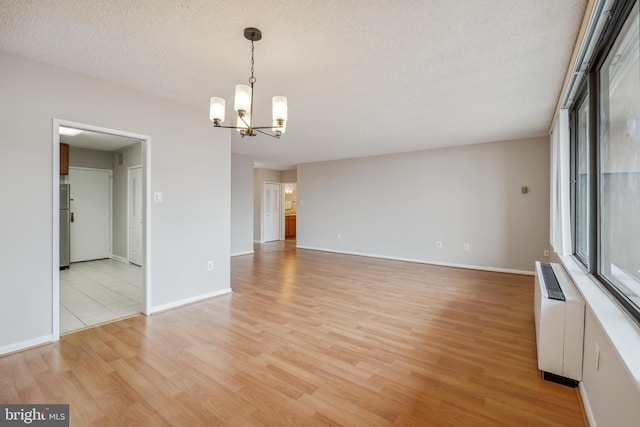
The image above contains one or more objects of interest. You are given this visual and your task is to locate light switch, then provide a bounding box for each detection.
[154,192,163,203]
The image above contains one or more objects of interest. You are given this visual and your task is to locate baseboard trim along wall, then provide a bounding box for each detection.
[149,288,233,314]
[111,255,129,264]
[0,334,53,356]
[579,384,597,427]
[231,250,254,257]
[296,245,535,276]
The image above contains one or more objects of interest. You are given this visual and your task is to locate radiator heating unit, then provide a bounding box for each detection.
[534,261,585,387]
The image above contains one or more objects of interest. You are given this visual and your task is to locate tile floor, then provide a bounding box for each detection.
[60,259,143,334]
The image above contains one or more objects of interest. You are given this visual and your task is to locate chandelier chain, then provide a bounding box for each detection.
[249,40,256,85]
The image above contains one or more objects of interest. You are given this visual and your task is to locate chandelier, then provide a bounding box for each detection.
[209,28,288,138]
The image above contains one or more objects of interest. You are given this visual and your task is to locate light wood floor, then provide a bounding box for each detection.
[0,243,585,426]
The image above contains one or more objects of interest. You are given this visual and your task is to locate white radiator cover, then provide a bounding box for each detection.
[534,261,585,381]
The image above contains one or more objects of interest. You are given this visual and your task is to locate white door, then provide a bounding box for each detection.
[129,166,143,266]
[69,168,111,262]
[263,182,281,242]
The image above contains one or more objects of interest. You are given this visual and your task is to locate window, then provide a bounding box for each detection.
[570,0,640,323]
[599,2,640,314]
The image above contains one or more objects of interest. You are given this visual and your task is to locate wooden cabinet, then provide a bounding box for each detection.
[60,143,69,175]
[285,215,296,238]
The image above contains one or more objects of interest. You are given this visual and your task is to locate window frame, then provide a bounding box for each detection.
[569,81,594,269]
[569,0,640,325]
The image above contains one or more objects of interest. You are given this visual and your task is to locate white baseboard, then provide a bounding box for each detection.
[0,334,53,356]
[231,250,254,257]
[295,245,534,276]
[579,383,596,427]
[149,288,232,314]
[111,255,129,264]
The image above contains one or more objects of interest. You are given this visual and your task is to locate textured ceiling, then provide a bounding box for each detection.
[0,0,586,169]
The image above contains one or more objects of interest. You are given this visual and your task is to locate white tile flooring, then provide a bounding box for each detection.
[59,259,143,334]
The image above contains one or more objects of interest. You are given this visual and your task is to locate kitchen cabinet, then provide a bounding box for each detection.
[60,143,69,175]
[285,215,296,238]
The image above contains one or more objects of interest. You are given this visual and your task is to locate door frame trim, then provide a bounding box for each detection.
[128,165,143,265]
[52,119,153,341]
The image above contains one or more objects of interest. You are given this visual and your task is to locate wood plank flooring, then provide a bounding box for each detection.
[0,243,585,426]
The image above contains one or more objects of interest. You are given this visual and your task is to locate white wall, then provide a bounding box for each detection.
[281,169,297,183]
[231,154,254,256]
[69,146,113,170]
[297,137,550,273]
[0,52,231,354]
[581,301,640,426]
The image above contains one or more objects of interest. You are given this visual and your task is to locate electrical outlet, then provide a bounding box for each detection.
[207,261,214,271]
[436,241,442,248]
[153,192,163,203]
[544,249,550,257]
[463,243,470,251]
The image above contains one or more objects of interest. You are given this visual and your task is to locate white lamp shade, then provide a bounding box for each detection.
[209,97,225,122]
[234,84,252,112]
[272,119,286,135]
[272,96,288,121]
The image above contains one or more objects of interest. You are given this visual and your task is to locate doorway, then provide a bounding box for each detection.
[263,182,282,242]
[283,183,297,240]
[53,119,151,339]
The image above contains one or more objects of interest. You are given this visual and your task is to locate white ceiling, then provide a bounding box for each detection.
[60,129,141,152]
[0,0,586,170]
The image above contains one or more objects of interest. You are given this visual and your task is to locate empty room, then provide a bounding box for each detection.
[1,1,638,426]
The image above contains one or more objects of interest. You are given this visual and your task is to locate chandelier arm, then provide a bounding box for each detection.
[251,125,282,130]
[212,125,243,129]
[255,129,281,139]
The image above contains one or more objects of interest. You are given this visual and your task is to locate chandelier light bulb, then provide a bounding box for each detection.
[209,97,225,124]
[234,84,252,113]
[272,96,288,121]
